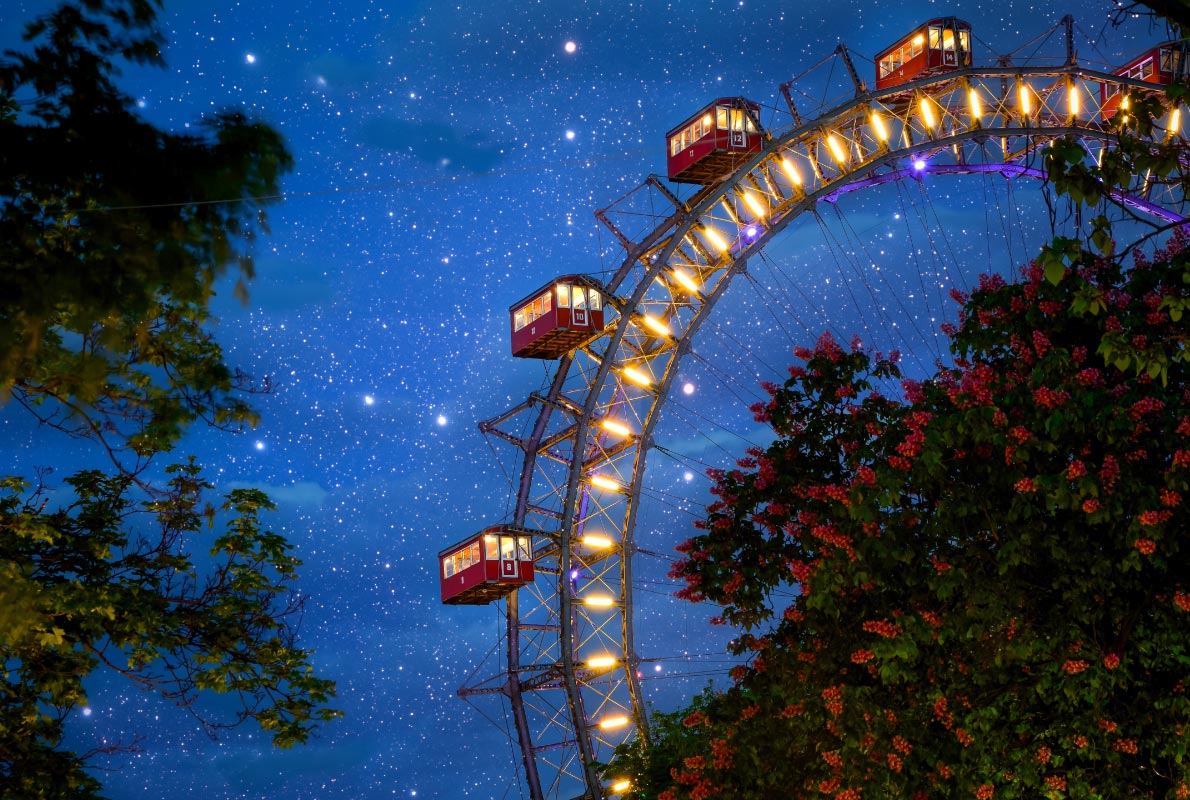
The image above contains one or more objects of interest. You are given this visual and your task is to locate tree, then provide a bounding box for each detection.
[619,235,1190,799]
[0,2,339,796]
[1112,1,1190,38]
[0,0,291,477]
[1,464,340,796]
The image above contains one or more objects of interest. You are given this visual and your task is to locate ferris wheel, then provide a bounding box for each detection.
[439,15,1189,800]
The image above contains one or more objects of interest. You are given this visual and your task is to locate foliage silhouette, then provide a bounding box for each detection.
[0,2,339,796]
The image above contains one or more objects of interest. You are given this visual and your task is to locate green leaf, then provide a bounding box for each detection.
[1044,259,1066,286]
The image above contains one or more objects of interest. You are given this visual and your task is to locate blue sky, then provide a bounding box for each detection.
[0,0,1176,797]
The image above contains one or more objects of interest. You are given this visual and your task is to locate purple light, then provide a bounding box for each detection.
[913,158,927,171]
[744,224,760,241]
[570,569,581,580]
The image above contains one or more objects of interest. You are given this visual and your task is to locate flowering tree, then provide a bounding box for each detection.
[617,233,1190,800]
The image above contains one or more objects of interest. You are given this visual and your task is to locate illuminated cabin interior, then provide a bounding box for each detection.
[510,275,606,359]
[1101,41,1189,121]
[439,526,535,605]
[665,97,763,185]
[875,18,972,91]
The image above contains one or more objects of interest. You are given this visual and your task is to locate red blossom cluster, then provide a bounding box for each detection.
[853,465,876,486]
[1128,396,1166,420]
[1044,775,1067,792]
[902,378,925,403]
[861,619,902,638]
[1113,738,1139,754]
[709,738,733,770]
[947,362,996,407]
[1031,329,1052,356]
[811,523,855,556]
[933,696,953,729]
[1032,385,1070,409]
[790,560,814,584]
[1074,366,1103,386]
[1138,509,1171,526]
[1099,455,1121,491]
[822,685,844,717]
[722,572,745,596]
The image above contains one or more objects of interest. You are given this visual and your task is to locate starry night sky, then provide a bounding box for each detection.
[0,0,1176,797]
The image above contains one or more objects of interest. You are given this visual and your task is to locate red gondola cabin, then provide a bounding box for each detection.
[439,525,535,605]
[511,275,606,359]
[666,97,763,185]
[875,18,972,91]
[1101,42,1189,121]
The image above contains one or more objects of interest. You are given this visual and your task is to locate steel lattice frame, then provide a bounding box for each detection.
[467,57,1189,800]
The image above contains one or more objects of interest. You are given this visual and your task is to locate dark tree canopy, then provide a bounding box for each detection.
[0,0,292,474]
[0,3,338,796]
[617,235,1190,800]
